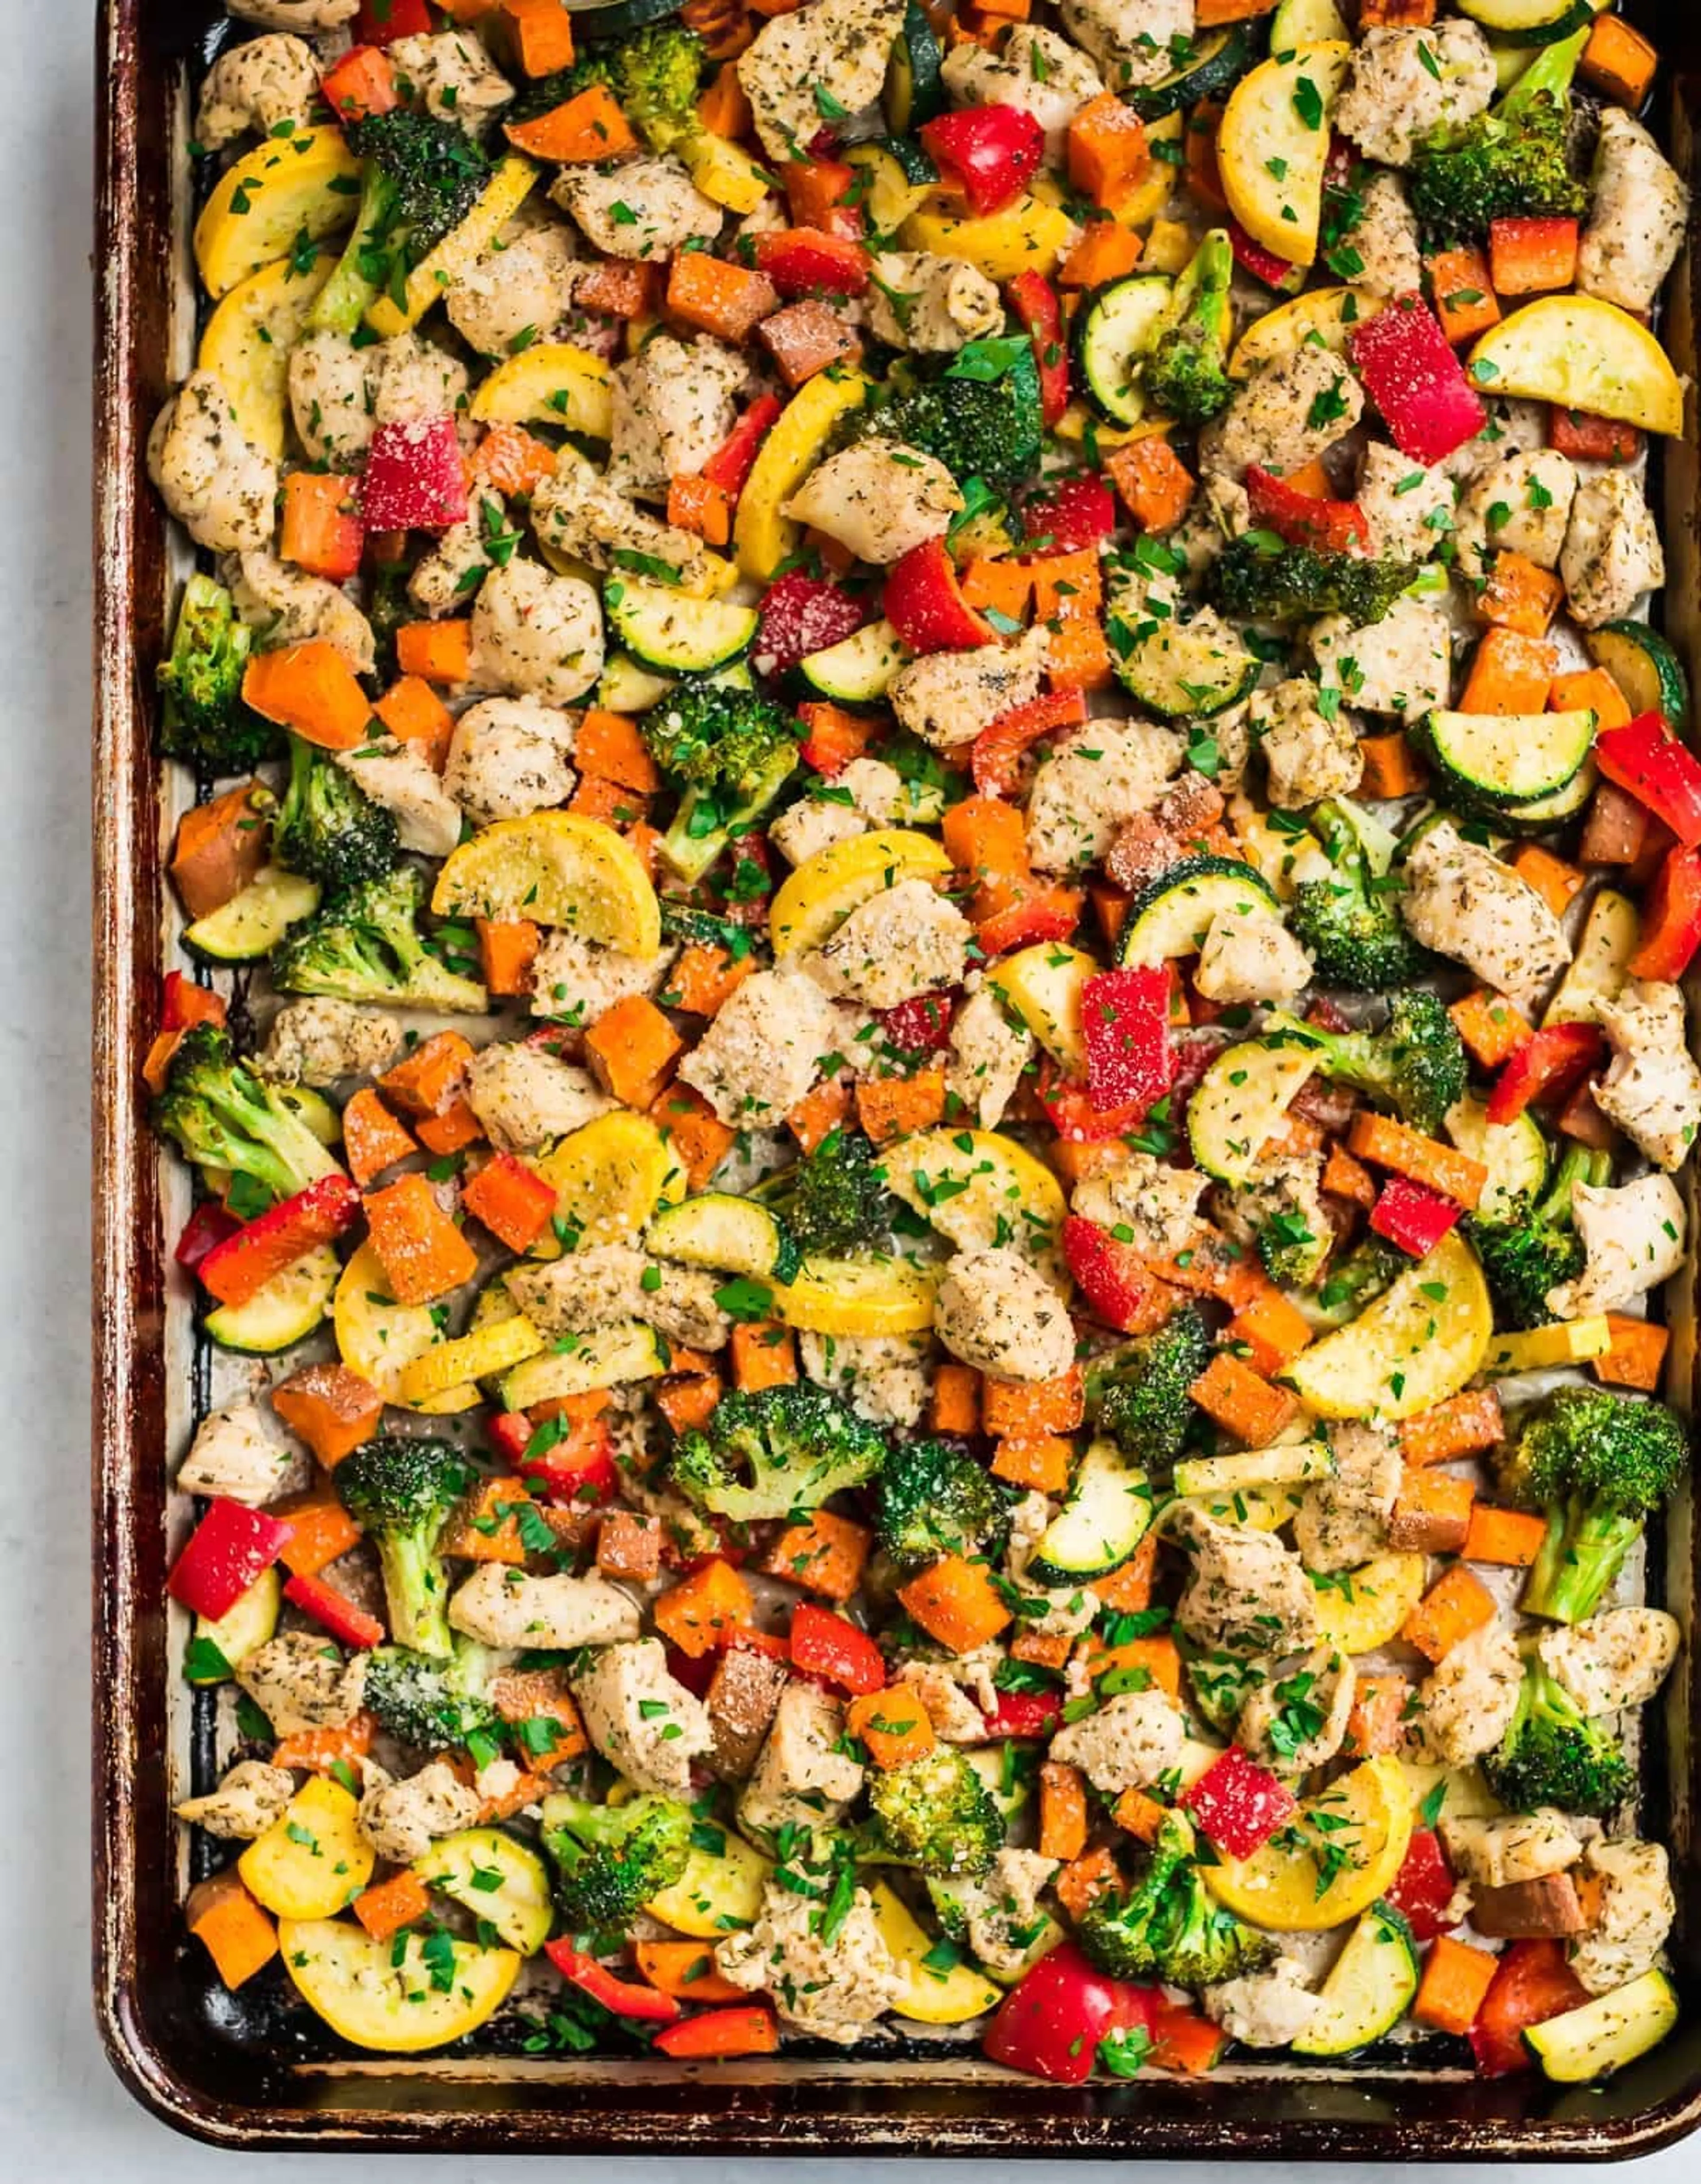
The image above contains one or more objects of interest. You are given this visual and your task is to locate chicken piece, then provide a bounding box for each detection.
[839,757,916,827]
[1004,1492,1100,1638]
[934,1247,1076,1384]
[194,34,318,149]
[785,442,963,565]
[1293,1421,1400,1575]
[1442,396,1549,491]
[1593,981,1701,1172]
[1355,442,1457,563]
[357,1760,481,1863]
[337,737,463,858]
[606,334,750,504]
[1538,1607,1680,1719]
[1024,719,1186,873]
[1200,345,1364,482]
[1203,1955,1321,2049]
[443,694,579,824]
[1577,109,1689,315]
[147,372,277,554]
[1070,1152,1209,1258]
[552,155,722,261]
[227,0,355,28]
[946,979,1036,1130]
[1560,470,1665,629]
[804,877,973,1010]
[470,559,605,705]
[1414,1621,1523,1766]
[465,1044,612,1152]
[716,1878,905,2042]
[889,626,1050,750]
[739,1682,865,1835]
[369,332,470,429]
[234,1633,368,1738]
[1193,907,1315,1006]
[1213,1153,1329,1279]
[529,930,676,1024]
[1569,1839,1675,1996]
[1334,21,1496,168]
[447,220,582,358]
[506,1244,654,1335]
[1061,0,1195,93]
[256,997,400,1089]
[738,0,905,163]
[230,549,377,675]
[941,27,1106,162]
[1398,819,1571,1009]
[769,797,869,867]
[177,1401,299,1506]
[706,1646,791,1781]
[1049,1688,1188,1796]
[176,1761,297,1842]
[1173,1505,1319,1655]
[532,449,706,586]
[1238,1648,1356,1777]
[408,495,508,621]
[1308,595,1452,721]
[894,1660,989,1742]
[572,1638,713,1796]
[798,1332,933,1430]
[387,30,514,132]
[865,250,1004,353]
[448,1565,642,1649]
[288,329,377,466]
[953,1849,1061,1978]
[1334,170,1422,297]
[1545,1174,1687,1319]
[679,967,844,1126]
[1441,1809,1583,1889]
[1454,448,1577,583]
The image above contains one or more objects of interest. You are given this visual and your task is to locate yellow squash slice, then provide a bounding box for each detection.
[433,811,662,952]
[871,1884,1003,2025]
[278,1920,520,2052]
[898,187,1076,283]
[883,1128,1066,1264]
[239,1778,373,1920]
[197,251,335,457]
[527,1110,676,1258]
[1218,44,1352,266]
[1311,1552,1428,1655]
[769,827,952,956]
[1468,295,1685,436]
[734,370,869,582]
[365,155,539,338]
[469,339,614,439]
[1229,284,1383,378]
[193,128,361,299]
[1203,1756,1415,1932]
[774,1255,940,1337]
[334,1242,481,1412]
[1284,1230,1492,1421]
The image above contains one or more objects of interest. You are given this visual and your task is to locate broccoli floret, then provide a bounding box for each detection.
[1312,1236,1406,1327]
[152,1022,344,1203]
[271,864,488,1014]
[1498,1386,1688,1626]
[852,344,1044,496]
[1142,229,1234,428]
[335,1435,475,1656]
[876,1437,1015,1569]
[862,1749,1004,1879]
[1466,1144,1612,1331]
[643,679,802,884]
[1084,1305,1209,1472]
[1264,990,1467,1137]
[1078,1815,1275,1988]
[671,1383,887,1522]
[1289,799,1432,993]
[311,109,493,337]
[363,1639,501,1753]
[1484,1650,1634,1817]
[540,1790,695,1933]
[516,23,705,147]
[1211,534,1421,625]
[157,574,280,772]
[272,733,400,894]
[755,1126,897,1257]
[1409,30,1589,235]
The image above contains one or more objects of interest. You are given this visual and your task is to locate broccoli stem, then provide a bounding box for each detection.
[377,1535,456,1658]
[1523,1499,1647,1626]
[309,164,400,337]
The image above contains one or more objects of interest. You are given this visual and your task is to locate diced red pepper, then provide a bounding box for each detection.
[982,1943,1146,2085]
[753,570,868,678]
[784,157,864,242]
[788,1601,885,1695]
[878,990,959,1056]
[196,1173,361,1309]
[702,396,785,498]
[1348,291,1486,465]
[1484,1022,1605,1128]
[972,691,1088,797]
[518,1415,620,1507]
[1021,472,1117,552]
[972,873,1081,957]
[162,970,227,1033]
[168,1498,295,1621]
[486,1410,535,1466]
[753,228,870,298]
[1063,1214,1172,1332]
[885,538,996,654]
[1080,966,1173,1118]
[1384,1827,1459,1944]
[545,1940,682,2023]
[1245,464,1368,555]
[1006,271,1070,428]
[1368,1174,1463,1257]
[320,44,398,122]
[1595,711,1701,848]
[1227,218,1306,295]
[652,2003,780,2057]
[979,1688,1063,1739]
[175,1199,240,1273]
[1146,1995,1230,2075]
[1628,843,1701,981]
[359,417,469,534]
[1040,1064,1152,1143]
[1180,1746,1296,1859]
[283,1571,386,1651]
[920,104,1044,217]
[1469,1939,1589,2078]
[1549,405,1640,465]
[353,0,430,47]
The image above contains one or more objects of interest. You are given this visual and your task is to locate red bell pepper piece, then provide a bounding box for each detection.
[546,1940,683,2024]
[972,873,1081,957]
[1368,1174,1463,1257]
[982,1943,1144,2085]
[162,969,226,1034]
[784,158,864,242]
[753,570,867,678]
[753,228,870,297]
[1595,711,1701,848]
[175,1199,240,1273]
[196,1173,361,1309]
[486,1410,534,1466]
[789,1601,885,1695]
[1348,291,1486,465]
[878,990,959,1056]
[1146,1996,1230,2074]
[1469,1939,1589,2077]
[972,691,1088,796]
[1081,966,1173,1118]
[1041,1065,1151,1143]
[652,2003,779,2057]
[1063,1214,1172,1331]
[321,44,398,121]
[1484,1021,1604,1127]
[518,1414,620,1507]
[1245,464,1368,555]
[283,1571,386,1651]
[1180,1746,1296,1859]
[920,105,1044,217]
[1628,842,1701,981]
[1021,471,1117,552]
[702,396,785,497]
[1549,405,1640,465]
[1227,218,1305,295]
[168,1498,295,1620]
[1006,271,1070,428]
[884,539,995,654]
[979,1688,1063,1739]
[353,0,431,47]
[1384,1827,1459,1944]
[359,416,469,533]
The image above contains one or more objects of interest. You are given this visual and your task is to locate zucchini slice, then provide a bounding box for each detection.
[646,1191,802,1283]
[204,1242,339,1355]
[608,578,757,674]
[885,0,944,133]
[414,1827,554,1956]
[1544,886,1639,1026]
[596,652,676,714]
[1107,596,1262,717]
[1126,24,1256,120]
[1118,855,1281,970]
[1523,1968,1679,2082]
[1173,1441,1336,1498]
[1457,0,1598,43]
[1291,1902,1419,2056]
[798,619,908,703]
[1497,753,1598,833]
[1027,1441,1154,1585]
[1586,620,1689,728]
[1421,707,1596,807]
[1187,1036,1318,1186]
[188,1567,282,1684]
[1268,0,1348,43]
[844,140,937,234]
[1074,274,1173,425]
[1445,1096,1547,1223]
[184,869,320,963]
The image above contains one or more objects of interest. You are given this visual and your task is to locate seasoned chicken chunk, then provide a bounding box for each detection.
[338,737,462,858]
[866,251,1004,353]
[288,328,378,466]
[177,1761,297,1842]
[1192,907,1315,1005]
[951,1848,1060,1979]
[1538,1608,1682,1717]
[1253,677,1364,809]
[941,26,1105,161]
[369,331,470,427]
[507,1244,660,1336]
[769,797,869,867]
[1172,1505,1318,1655]
[1355,442,1457,563]
[1561,470,1665,630]
[194,34,318,149]
[606,334,750,504]
[387,31,514,132]
[738,0,905,164]
[178,1401,299,1506]
[785,442,963,564]
[227,0,356,28]
[1025,718,1186,873]
[1415,1622,1523,1767]
[408,493,508,621]
[448,221,582,358]
[1398,819,1571,1009]
[1546,1175,1687,1319]
[552,155,722,261]
[1061,0,1195,93]
[798,1332,933,1430]
[231,549,377,675]
[1070,1150,1209,1259]
[1049,1689,1188,1795]
[235,1633,368,1738]
[1238,1648,1356,1777]
[946,979,1036,1129]
[358,1761,481,1863]
[889,627,1050,749]
[1203,1956,1321,2050]
[1309,595,1451,720]
[805,877,972,1009]
[1594,981,1701,1172]
[1334,171,1422,297]
[1443,1809,1582,1890]
[739,1682,865,1835]
[1293,1421,1400,1574]
[258,997,400,1088]
[465,1045,612,1152]
[443,694,579,823]
[529,930,676,1024]
[147,371,277,554]
[679,967,844,1125]
[1456,446,1576,582]
[448,1566,642,1649]
[572,1639,712,1796]
[1334,21,1496,168]
[532,449,706,585]
[1200,345,1364,481]
[470,559,605,705]
[716,1878,905,2042]
[1569,1839,1675,1996]
[934,1247,1076,1383]
[1577,109,1689,315]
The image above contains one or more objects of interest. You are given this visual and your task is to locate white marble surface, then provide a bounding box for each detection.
[0,0,1684,2172]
